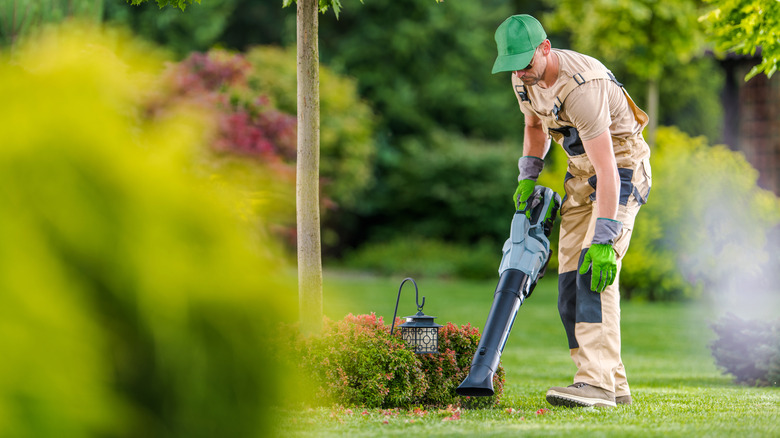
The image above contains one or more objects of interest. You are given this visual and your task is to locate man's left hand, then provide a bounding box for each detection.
[579,243,617,293]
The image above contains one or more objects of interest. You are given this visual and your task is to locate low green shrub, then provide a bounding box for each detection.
[342,237,499,280]
[294,314,504,408]
[710,314,780,387]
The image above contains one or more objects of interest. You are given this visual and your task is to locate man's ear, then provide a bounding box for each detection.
[541,39,551,55]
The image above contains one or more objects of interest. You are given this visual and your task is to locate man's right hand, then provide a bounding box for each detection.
[514,156,544,213]
[513,179,536,213]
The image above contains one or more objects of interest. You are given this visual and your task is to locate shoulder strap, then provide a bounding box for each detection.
[515,84,530,103]
[552,69,622,121]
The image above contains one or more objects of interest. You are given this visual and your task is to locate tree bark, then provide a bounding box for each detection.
[296,0,322,334]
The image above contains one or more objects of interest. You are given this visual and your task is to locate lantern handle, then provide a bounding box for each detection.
[390,277,424,335]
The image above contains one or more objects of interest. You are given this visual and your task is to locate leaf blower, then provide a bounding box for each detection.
[456,185,561,397]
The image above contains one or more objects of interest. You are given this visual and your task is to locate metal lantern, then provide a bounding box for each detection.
[390,278,442,354]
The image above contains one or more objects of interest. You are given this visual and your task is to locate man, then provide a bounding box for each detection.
[492,14,652,407]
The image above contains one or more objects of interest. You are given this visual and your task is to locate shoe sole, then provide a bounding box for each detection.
[546,390,617,408]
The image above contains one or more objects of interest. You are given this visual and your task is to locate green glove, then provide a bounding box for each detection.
[579,244,617,293]
[513,178,536,212]
[579,218,623,293]
[514,156,544,213]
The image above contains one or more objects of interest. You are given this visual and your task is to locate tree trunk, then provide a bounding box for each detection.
[296,0,322,334]
[646,77,658,147]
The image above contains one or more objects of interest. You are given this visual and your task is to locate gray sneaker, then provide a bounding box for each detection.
[616,394,632,405]
[546,382,616,408]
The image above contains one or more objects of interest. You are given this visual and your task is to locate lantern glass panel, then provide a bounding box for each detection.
[401,328,415,347]
[420,327,437,353]
[400,326,439,354]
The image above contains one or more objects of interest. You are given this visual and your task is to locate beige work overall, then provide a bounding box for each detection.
[519,71,652,396]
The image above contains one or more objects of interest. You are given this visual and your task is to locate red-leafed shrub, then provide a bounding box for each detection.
[145,48,377,251]
[418,322,504,409]
[294,314,505,408]
[244,46,376,212]
[151,49,298,166]
[298,313,428,408]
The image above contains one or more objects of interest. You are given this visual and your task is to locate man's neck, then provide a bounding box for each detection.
[537,50,560,89]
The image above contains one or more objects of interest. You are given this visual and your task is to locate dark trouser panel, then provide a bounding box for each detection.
[557,270,577,349]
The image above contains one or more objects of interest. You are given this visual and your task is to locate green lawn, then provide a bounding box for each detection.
[279,270,779,437]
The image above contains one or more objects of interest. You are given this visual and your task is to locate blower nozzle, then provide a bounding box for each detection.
[456,186,561,397]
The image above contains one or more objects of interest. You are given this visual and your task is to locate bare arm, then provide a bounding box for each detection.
[523,112,551,158]
[582,129,619,220]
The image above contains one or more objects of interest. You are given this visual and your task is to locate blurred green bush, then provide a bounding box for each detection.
[711,314,780,387]
[0,25,296,437]
[621,127,780,300]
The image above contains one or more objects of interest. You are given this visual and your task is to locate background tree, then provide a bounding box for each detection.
[544,0,708,146]
[701,0,780,79]
[104,0,297,57]
[0,0,102,49]
[125,0,195,8]
[318,0,520,141]
[291,0,322,335]
[104,0,243,58]
[104,0,724,145]
[122,0,327,333]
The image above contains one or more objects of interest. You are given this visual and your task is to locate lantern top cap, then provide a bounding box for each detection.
[410,310,436,319]
[399,310,443,328]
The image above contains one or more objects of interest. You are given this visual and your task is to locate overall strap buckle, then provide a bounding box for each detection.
[552,96,563,121]
[607,71,623,87]
[515,84,530,102]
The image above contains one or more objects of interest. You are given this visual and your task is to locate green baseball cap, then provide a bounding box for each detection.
[492,15,547,74]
